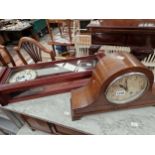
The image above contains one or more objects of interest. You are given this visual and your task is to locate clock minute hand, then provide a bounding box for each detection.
[119,84,128,91]
[125,79,128,91]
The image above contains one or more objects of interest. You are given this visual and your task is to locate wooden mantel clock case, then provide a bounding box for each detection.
[71,52,155,120]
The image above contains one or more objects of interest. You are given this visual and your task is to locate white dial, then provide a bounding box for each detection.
[105,72,149,104]
[9,69,37,84]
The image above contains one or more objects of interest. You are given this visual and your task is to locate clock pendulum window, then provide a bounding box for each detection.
[71,52,155,120]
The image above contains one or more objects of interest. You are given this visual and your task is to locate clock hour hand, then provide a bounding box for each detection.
[119,83,128,91]
[119,84,126,90]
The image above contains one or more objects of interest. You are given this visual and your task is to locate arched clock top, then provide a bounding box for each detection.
[71,52,155,120]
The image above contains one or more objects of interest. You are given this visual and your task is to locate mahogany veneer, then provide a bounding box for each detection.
[0,54,103,106]
[71,52,155,120]
[88,19,155,60]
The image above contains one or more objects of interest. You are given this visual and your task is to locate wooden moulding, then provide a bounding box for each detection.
[71,52,155,120]
[22,115,89,135]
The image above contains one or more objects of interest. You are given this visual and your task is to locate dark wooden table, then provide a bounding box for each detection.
[0,25,33,45]
[88,19,155,60]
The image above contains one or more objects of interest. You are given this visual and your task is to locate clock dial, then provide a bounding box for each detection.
[105,72,149,104]
[9,69,37,84]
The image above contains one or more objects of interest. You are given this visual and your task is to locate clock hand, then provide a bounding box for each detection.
[125,79,128,91]
[119,84,127,91]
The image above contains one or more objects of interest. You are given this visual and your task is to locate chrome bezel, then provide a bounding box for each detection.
[105,72,149,104]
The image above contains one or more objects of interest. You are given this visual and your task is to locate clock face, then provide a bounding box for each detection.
[9,69,37,84]
[105,72,149,104]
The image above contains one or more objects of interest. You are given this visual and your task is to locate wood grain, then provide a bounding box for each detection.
[71,52,155,120]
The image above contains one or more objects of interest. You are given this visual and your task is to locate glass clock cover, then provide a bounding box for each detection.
[105,72,149,104]
[9,69,37,84]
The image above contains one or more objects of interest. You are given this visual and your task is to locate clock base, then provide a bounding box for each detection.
[71,84,155,120]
